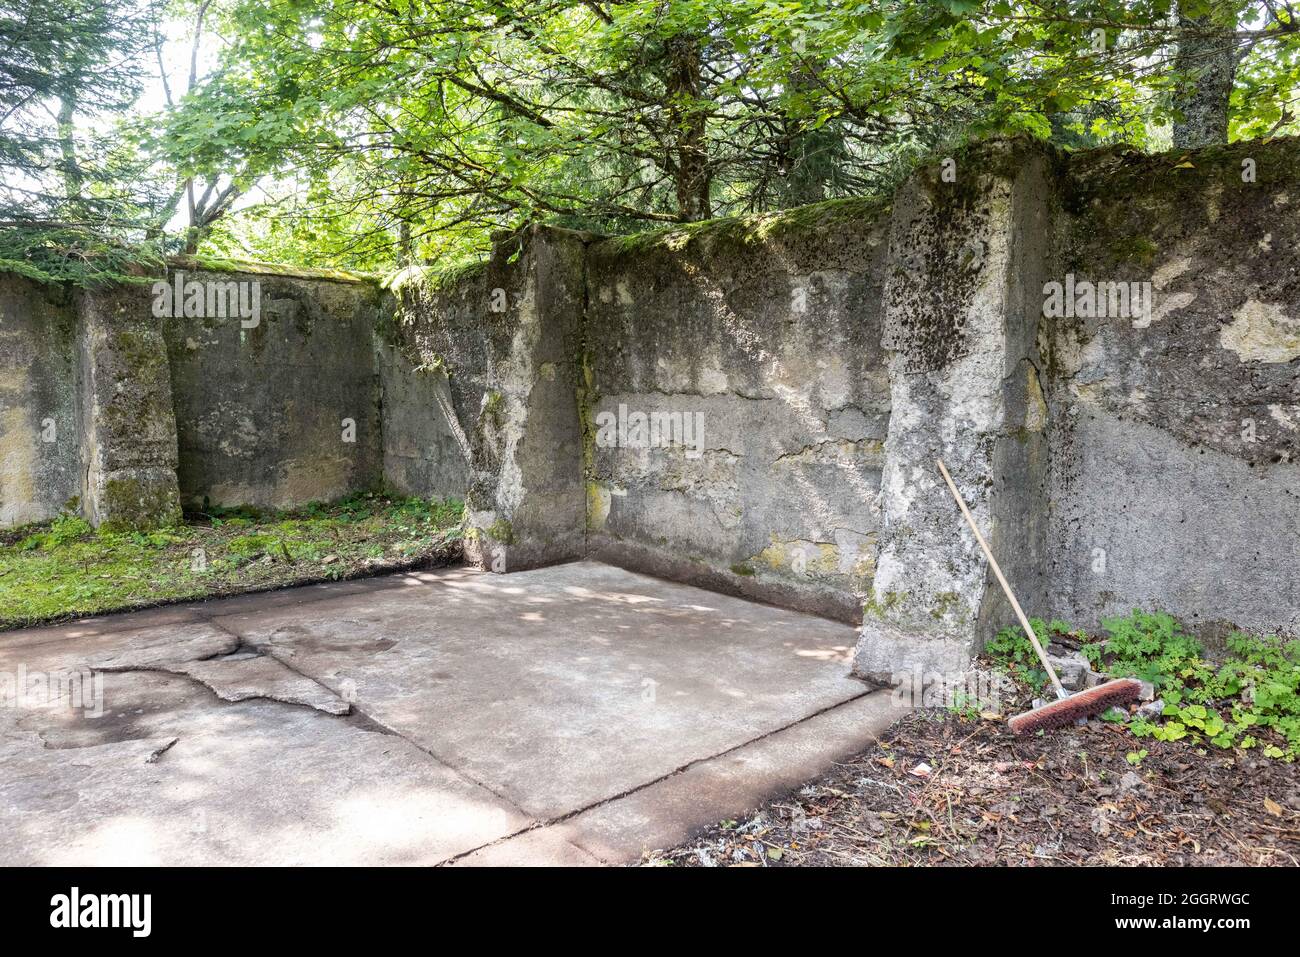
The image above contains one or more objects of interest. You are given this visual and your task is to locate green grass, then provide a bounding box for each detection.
[0,493,463,629]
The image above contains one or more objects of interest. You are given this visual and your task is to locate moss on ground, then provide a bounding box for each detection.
[0,493,463,630]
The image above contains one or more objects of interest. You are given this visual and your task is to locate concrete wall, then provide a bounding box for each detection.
[77,284,182,529]
[855,143,1056,681]
[4,134,1297,678]
[162,267,384,509]
[389,135,1300,668]
[1044,139,1300,639]
[0,261,465,530]
[584,203,891,622]
[392,226,587,571]
[376,332,470,500]
[0,275,80,526]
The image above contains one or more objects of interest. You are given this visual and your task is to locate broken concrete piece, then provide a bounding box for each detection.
[87,626,239,672]
[1047,654,1089,692]
[171,654,351,715]
[1137,698,1165,719]
[88,627,350,715]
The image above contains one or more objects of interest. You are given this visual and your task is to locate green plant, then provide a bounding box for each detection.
[0,495,466,628]
[45,513,93,547]
[1098,610,1202,690]
[986,618,1076,694]
[948,691,982,721]
[996,609,1300,761]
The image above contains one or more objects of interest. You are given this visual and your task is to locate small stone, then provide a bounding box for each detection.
[1138,698,1164,719]
[1047,654,1089,691]
[1119,770,1145,794]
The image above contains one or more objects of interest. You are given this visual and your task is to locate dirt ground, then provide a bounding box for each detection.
[645,710,1300,867]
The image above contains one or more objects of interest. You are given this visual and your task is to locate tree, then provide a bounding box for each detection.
[136,0,1300,271]
[0,0,165,282]
[150,0,239,250]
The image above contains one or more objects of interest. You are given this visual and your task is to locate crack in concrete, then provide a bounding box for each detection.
[87,616,354,716]
[93,662,352,716]
[198,612,541,823]
[440,686,885,866]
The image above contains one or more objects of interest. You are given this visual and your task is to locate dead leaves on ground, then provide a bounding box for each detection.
[645,711,1300,867]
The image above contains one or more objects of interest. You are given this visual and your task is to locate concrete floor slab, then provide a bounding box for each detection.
[553,692,902,862]
[450,828,602,867]
[0,560,901,865]
[0,672,529,865]
[214,561,869,818]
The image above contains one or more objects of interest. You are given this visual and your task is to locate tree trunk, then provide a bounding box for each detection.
[56,96,82,202]
[783,124,840,207]
[398,218,413,267]
[780,67,843,207]
[664,36,711,221]
[1171,4,1242,149]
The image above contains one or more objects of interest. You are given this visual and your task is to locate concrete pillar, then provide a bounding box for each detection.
[853,141,1054,684]
[455,226,588,572]
[77,286,182,530]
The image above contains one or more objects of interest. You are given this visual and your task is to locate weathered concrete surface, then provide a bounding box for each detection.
[1046,140,1300,638]
[163,268,384,509]
[376,334,470,500]
[2,263,432,530]
[0,561,900,865]
[853,142,1055,683]
[76,285,183,529]
[584,202,891,624]
[540,691,899,864]
[0,275,80,526]
[215,561,875,818]
[395,226,588,571]
[0,671,527,866]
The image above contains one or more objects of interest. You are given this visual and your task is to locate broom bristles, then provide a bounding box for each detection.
[1008,678,1144,735]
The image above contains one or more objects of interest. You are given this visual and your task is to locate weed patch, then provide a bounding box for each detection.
[989,611,1300,761]
[0,493,464,629]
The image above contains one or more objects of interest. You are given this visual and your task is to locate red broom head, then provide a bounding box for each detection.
[1007,678,1144,735]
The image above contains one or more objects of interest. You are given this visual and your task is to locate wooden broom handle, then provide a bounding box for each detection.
[935,458,1067,701]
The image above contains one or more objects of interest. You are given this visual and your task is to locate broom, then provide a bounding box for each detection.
[935,458,1141,734]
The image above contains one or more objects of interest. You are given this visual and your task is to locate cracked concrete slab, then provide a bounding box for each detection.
[0,561,903,865]
[214,561,875,819]
[85,624,240,672]
[0,671,527,865]
[549,692,900,862]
